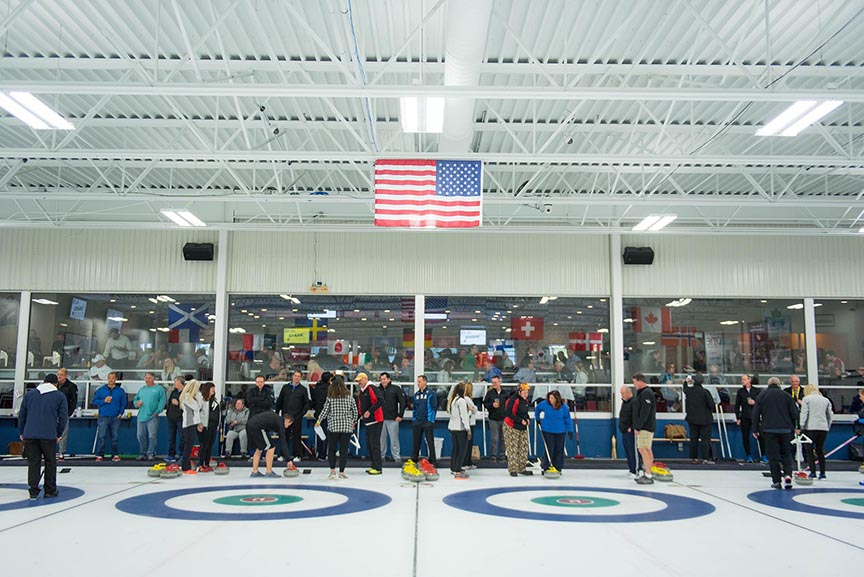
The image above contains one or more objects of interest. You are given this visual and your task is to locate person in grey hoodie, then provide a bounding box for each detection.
[18,374,68,499]
[224,398,250,458]
[799,384,833,479]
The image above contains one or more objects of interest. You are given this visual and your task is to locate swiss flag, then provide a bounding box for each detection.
[632,307,671,333]
[569,332,603,352]
[511,317,544,340]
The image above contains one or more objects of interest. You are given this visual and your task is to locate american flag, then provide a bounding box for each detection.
[374,159,482,228]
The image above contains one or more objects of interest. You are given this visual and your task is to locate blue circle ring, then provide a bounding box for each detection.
[748,488,864,520]
[443,485,715,523]
[0,484,85,510]
[115,484,391,521]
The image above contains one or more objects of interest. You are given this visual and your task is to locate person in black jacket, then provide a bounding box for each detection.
[752,377,799,489]
[18,374,67,499]
[378,372,406,463]
[503,383,532,477]
[56,368,77,460]
[246,375,275,418]
[618,385,638,477]
[735,374,765,462]
[684,373,716,464]
[166,376,185,460]
[197,382,220,472]
[309,371,332,461]
[632,373,656,485]
[277,370,311,462]
[483,376,508,462]
[356,373,384,474]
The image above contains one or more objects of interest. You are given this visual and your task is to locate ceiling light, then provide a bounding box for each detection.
[59,323,68,327]
[780,101,843,137]
[9,92,74,129]
[787,303,804,310]
[760,300,768,303]
[642,341,655,345]
[649,215,677,231]
[587,305,593,309]
[597,328,609,333]
[840,301,848,304]
[813,303,823,307]
[157,327,170,332]
[156,295,175,303]
[160,209,206,227]
[32,298,58,305]
[633,214,677,231]
[148,297,158,304]
[399,96,444,133]
[623,318,634,323]
[107,316,128,322]
[130,305,137,309]
[632,215,662,231]
[719,320,739,326]
[0,93,50,129]
[756,101,817,136]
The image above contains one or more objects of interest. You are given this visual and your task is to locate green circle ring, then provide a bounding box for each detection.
[531,495,619,508]
[213,494,303,507]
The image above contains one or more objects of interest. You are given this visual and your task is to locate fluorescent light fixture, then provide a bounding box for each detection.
[424,313,448,320]
[156,295,176,303]
[858,227,864,234]
[633,214,677,231]
[148,297,159,304]
[787,303,804,310]
[756,101,816,136]
[632,215,662,231]
[780,100,843,137]
[642,341,655,346]
[399,96,445,133]
[160,209,206,227]
[0,93,50,129]
[597,328,609,333]
[813,303,823,307]
[107,316,128,322]
[666,298,692,308]
[623,318,634,323]
[649,215,677,231]
[719,320,739,326]
[32,298,59,305]
[307,310,337,319]
[157,327,170,332]
[9,92,74,130]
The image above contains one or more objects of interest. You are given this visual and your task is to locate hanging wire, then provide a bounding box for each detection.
[346,0,379,152]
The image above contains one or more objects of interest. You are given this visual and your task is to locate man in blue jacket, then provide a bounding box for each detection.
[411,375,438,466]
[92,372,127,461]
[18,374,68,499]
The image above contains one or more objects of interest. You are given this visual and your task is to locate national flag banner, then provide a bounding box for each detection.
[511,317,543,341]
[295,318,328,341]
[168,303,209,342]
[284,328,310,344]
[425,296,449,322]
[329,339,348,355]
[569,332,604,352]
[402,329,432,349]
[632,307,672,333]
[401,297,415,322]
[374,159,483,228]
[661,326,702,347]
[242,333,264,351]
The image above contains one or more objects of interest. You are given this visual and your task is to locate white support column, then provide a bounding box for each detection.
[803,297,819,387]
[13,291,31,413]
[413,294,425,389]
[609,234,624,417]
[212,230,230,400]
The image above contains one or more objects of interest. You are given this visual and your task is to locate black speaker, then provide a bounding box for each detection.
[183,242,214,261]
[623,246,654,265]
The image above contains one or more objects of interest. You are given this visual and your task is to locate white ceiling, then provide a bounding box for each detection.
[0,0,863,234]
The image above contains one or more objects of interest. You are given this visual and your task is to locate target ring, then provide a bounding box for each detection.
[0,484,85,511]
[116,484,390,521]
[748,488,864,520]
[444,486,715,523]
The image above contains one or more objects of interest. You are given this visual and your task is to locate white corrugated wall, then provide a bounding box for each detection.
[621,234,864,298]
[0,229,218,292]
[228,231,611,296]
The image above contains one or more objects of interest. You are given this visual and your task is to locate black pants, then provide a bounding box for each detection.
[364,421,383,470]
[462,425,474,467]
[804,429,828,476]
[689,423,712,460]
[167,419,184,457]
[286,418,304,459]
[450,430,469,472]
[740,418,765,458]
[181,426,198,471]
[412,422,436,465]
[541,431,565,471]
[198,426,218,467]
[763,432,794,483]
[621,429,637,474]
[316,418,328,459]
[25,439,57,497]
[328,431,350,472]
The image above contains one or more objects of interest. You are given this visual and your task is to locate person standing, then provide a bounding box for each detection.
[683,374,716,464]
[165,377,185,461]
[483,376,507,462]
[246,374,275,418]
[534,390,572,474]
[799,384,833,480]
[224,398,250,458]
[197,382,220,472]
[316,375,359,479]
[632,373,656,484]
[92,372,126,461]
[277,370,310,462]
[752,377,799,489]
[55,368,77,461]
[503,383,532,477]
[462,382,479,469]
[356,373,384,475]
[378,372,406,464]
[179,379,206,474]
[133,372,166,461]
[309,371,332,461]
[18,374,67,499]
[411,375,438,465]
[735,374,765,463]
[618,385,638,478]
[447,382,472,479]
[785,375,805,407]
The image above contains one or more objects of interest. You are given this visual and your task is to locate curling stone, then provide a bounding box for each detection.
[214,462,230,476]
[793,471,814,486]
[402,463,426,482]
[283,463,300,478]
[417,458,439,482]
[159,463,182,479]
[542,466,562,480]
[651,464,674,482]
[858,463,864,474]
[147,462,167,478]
[401,459,416,480]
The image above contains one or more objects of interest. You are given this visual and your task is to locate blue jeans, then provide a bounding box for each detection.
[95,416,121,457]
[621,429,637,474]
[137,417,159,457]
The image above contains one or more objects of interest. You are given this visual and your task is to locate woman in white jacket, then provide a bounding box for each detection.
[800,384,833,480]
[447,382,472,479]
[179,379,207,474]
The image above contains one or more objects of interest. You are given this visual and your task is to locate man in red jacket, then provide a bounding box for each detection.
[356,373,384,475]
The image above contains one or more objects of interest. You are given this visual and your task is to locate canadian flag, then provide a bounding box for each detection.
[569,332,604,352]
[632,307,671,333]
[511,317,544,340]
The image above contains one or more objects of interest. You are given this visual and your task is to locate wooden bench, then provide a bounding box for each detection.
[654,437,722,453]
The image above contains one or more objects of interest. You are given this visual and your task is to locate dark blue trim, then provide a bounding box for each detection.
[748,488,864,520]
[0,484,85,510]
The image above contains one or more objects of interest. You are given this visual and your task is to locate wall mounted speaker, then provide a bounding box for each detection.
[183,242,214,261]
[623,246,654,265]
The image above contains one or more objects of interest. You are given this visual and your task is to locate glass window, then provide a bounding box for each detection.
[28,293,216,409]
[226,295,415,400]
[813,299,864,415]
[623,298,807,413]
[423,296,611,412]
[0,293,20,412]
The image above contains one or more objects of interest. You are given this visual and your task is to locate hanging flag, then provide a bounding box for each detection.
[295,318,328,341]
[242,333,264,351]
[329,339,348,355]
[374,159,482,228]
[402,329,432,349]
[569,332,603,352]
[661,326,702,347]
[511,317,543,340]
[168,304,209,342]
[632,306,672,333]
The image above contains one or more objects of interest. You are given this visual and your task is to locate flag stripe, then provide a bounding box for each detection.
[375,209,481,217]
[375,199,481,208]
[375,219,481,228]
[374,170,437,177]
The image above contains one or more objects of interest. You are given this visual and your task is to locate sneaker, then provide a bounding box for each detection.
[518,470,533,476]
[112,456,121,462]
[265,471,279,478]
[95,456,103,462]
[761,455,768,463]
[136,455,146,461]
[44,491,59,499]
[164,456,175,463]
[384,456,395,463]
[636,475,654,485]
[628,472,638,479]
[328,472,337,480]
[182,469,197,475]
[292,457,301,463]
[339,472,349,479]
[56,454,64,462]
[702,460,715,465]
[454,472,470,479]
[29,492,39,500]
[249,471,264,478]
[818,474,827,480]
[808,473,816,479]
[784,476,792,489]
[276,456,284,462]
[771,482,782,489]
[746,456,754,463]
[510,472,518,477]
[366,468,382,475]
